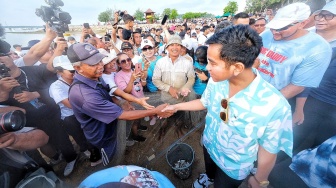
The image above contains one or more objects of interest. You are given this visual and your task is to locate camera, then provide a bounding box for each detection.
[35,0,72,36]
[0,63,22,94]
[0,110,26,135]
[117,10,124,18]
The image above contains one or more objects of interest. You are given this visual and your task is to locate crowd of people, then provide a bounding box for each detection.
[0,0,335,187]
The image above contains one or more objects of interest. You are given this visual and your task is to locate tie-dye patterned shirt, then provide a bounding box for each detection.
[200,69,293,180]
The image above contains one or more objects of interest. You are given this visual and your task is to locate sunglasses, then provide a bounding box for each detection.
[271,22,299,32]
[254,24,265,27]
[314,13,335,21]
[68,70,75,73]
[219,99,229,123]
[142,46,153,52]
[120,58,132,64]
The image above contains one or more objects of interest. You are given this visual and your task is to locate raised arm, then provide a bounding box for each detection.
[46,37,68,72]
[22,23,57,66]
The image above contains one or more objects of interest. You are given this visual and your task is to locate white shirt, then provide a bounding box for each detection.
[49,78,74,119]
[14,57,41,67]
[101,73,119,97]
[198,34,207,46]
[132,55,142,65]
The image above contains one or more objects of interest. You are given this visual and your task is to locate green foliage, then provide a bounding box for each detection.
[134,8,144,21]
[245,0,297,13]
[162,8,172,18]
[170,9,178,20]
[223,1,238,13]
[98,8,113,23]
[154,13,160,20]
[182,12,207,19]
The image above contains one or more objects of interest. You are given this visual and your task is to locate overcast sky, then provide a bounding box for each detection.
[0,0,246,26]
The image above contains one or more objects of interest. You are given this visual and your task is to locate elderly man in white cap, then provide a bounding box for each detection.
[152,35,196,135]
[257,2,332,126]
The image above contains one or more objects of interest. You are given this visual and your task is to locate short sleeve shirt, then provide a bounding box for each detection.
[139,56,162,92]
[102,73,118,96]
[115,70,145,98]
[200,69,293,180]
[258,30,332,90]
[49,78,73,119]
[69,73,122,158]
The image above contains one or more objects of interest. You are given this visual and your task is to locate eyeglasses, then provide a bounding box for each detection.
[68,70,75,73]
[254,24,266,28]
[142,46,153,52]
[271,22,299,32]
[219,99,229,123]
[119,58,132,64]
[314,13,335,21]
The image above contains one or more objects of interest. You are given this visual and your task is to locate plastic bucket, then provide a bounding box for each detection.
[166,143,195,180]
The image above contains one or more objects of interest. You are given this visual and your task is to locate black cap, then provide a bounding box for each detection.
[13,44,21,48]
[21,40,40,50]
[121,42,133,50]
[0,40,11,56]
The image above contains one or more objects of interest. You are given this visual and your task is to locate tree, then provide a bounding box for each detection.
[182,12,207,19]
[134,8,144,21]
[245,0,303,14]
[98,8,113,23]
[170,9,178,20]
[154,13,161,21]
[162,8,172,18]
[223,1,238,14]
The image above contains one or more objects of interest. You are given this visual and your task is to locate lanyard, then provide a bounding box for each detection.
[58,79,71,86]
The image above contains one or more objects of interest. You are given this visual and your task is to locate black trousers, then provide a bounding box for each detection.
[203,146,243,188]
[63,115,90,152]
[26,105,77,162]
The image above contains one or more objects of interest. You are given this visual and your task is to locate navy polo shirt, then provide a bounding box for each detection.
[69,73,123,159]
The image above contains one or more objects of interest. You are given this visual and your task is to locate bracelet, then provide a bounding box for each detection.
[252,175,269,187]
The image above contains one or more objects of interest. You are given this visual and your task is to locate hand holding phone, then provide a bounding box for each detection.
[83,23,90,29]
[194,68,202,74]
[135,63,142,74]
[161,15,168,25]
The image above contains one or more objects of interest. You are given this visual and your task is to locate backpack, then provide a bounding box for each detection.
[15,167,66,188]
[0,148,67,188]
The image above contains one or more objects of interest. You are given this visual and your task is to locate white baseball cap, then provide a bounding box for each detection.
[98,49,118,65]
[182,39,192,51]
[53,55,74,70]
[140,39,154,49]
[314,0,336,15]
[266,3,311,29]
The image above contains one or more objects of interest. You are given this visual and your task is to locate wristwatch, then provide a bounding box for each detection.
[252,175,269,187]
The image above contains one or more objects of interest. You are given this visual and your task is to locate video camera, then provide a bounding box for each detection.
[35,0,72,36]
[0,110,26,135]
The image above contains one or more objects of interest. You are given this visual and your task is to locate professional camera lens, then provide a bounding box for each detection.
[0,110,26,135]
